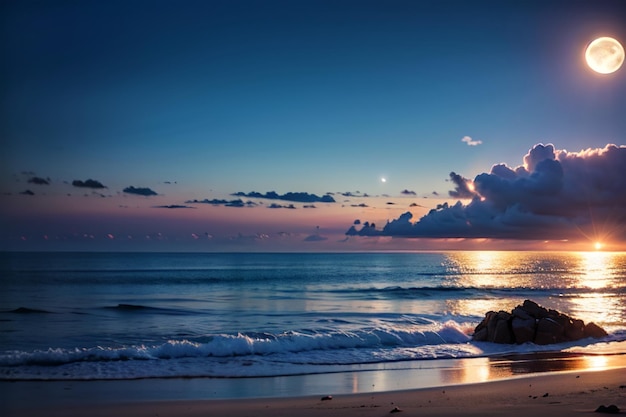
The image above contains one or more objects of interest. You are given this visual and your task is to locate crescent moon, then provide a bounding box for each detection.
[585,37,625,74]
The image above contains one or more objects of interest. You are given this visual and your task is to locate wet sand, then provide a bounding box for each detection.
[3,356,625,417]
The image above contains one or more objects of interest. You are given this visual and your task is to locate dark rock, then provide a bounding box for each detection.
[472,300,608,345]
[522,300,546,318]
[473,327,488,342]
[565,318,585,340]
[535,317,564,345]
[512,306,533,320]
[321,395,333,401]
[511,316,535,344]
[584,322,608,339]
[492,318,514,343]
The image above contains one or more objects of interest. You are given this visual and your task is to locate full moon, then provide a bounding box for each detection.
[585,37,625,74]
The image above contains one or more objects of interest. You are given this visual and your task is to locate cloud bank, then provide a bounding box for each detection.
[123,186,158,196]
[185,198,258,207]
[72,179,106,189]
[232,191,335,203]
[347,144,626,242]
[28,176,50,185]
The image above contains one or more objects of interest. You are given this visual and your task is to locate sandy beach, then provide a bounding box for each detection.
[5,365,624,417]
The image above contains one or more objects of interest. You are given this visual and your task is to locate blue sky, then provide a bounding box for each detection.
[1,0,625,251]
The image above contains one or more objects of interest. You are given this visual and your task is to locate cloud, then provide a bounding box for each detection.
[28,176,50,185]
[346,221,378,236]
[340,191,370,197]
[448,172,478,199]
[303,226,328,242]
[72,179,107,189]
[303,234,328,242]
[229,232,270,242]
[347,143,626,242]
[185,198,258,207]
[20,189,35,196]
[268,203,296,209]
[461,136,483,146]
[401,189,417,195]
[153,205,196,209]
[232,191,336,203]
[123,186,158,196]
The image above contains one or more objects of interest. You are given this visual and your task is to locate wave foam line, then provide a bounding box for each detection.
[1,322,470,367]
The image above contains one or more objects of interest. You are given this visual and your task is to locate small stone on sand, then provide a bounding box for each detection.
[595,405,620,414]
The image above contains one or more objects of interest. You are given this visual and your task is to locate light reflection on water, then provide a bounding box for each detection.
[436,353,623,386]
[342,352,626,395]
[440,251,626,328]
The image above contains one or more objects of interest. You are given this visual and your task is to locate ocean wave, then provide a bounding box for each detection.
[102,304,191,315]
[329,286,624,299]
[2,328,624,381]
[0,322,470,367]
[1,307,54,314]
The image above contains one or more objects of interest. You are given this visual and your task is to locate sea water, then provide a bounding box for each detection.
[0,251,625,381]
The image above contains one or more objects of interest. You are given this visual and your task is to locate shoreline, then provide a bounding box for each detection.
[4,367,625,417]
[3,353,626,417]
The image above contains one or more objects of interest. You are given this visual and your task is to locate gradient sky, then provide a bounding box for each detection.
[2,0,625,251]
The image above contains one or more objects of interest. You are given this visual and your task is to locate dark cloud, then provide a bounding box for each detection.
[28,176,50,185]
[123,186,158,196]
[347,144,626,242]
[303,204,316,208]
[303,234,328,242]
[232,191,335,203]
[185,198,258,207]
[153,205,196,209]
[72,179,106,189]
[340,191,370,197]
[410,203,426,208]
[401,189,417,195]
[268,203,296,209]
[448,172,477,199]
[350,203,369,208]
[346,221,378,236]
[20,189,35,196]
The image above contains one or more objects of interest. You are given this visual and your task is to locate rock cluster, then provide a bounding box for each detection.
[473,300,608,345]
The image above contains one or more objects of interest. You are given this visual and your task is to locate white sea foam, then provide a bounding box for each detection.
[1,323,623,380]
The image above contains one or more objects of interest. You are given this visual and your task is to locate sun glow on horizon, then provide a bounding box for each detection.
[594,242,604,251]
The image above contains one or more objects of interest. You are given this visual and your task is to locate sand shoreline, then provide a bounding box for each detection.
[5,367,625,417]
[3,358,626,417]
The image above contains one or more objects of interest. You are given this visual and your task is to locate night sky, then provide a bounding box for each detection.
[2,0,625,251]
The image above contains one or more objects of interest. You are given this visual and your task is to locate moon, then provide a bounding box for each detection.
[585,37,625,74]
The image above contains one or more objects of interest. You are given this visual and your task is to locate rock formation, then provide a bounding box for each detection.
[473,300,608,345]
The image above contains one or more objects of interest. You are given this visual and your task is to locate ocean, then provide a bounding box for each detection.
[1,251,625,384]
